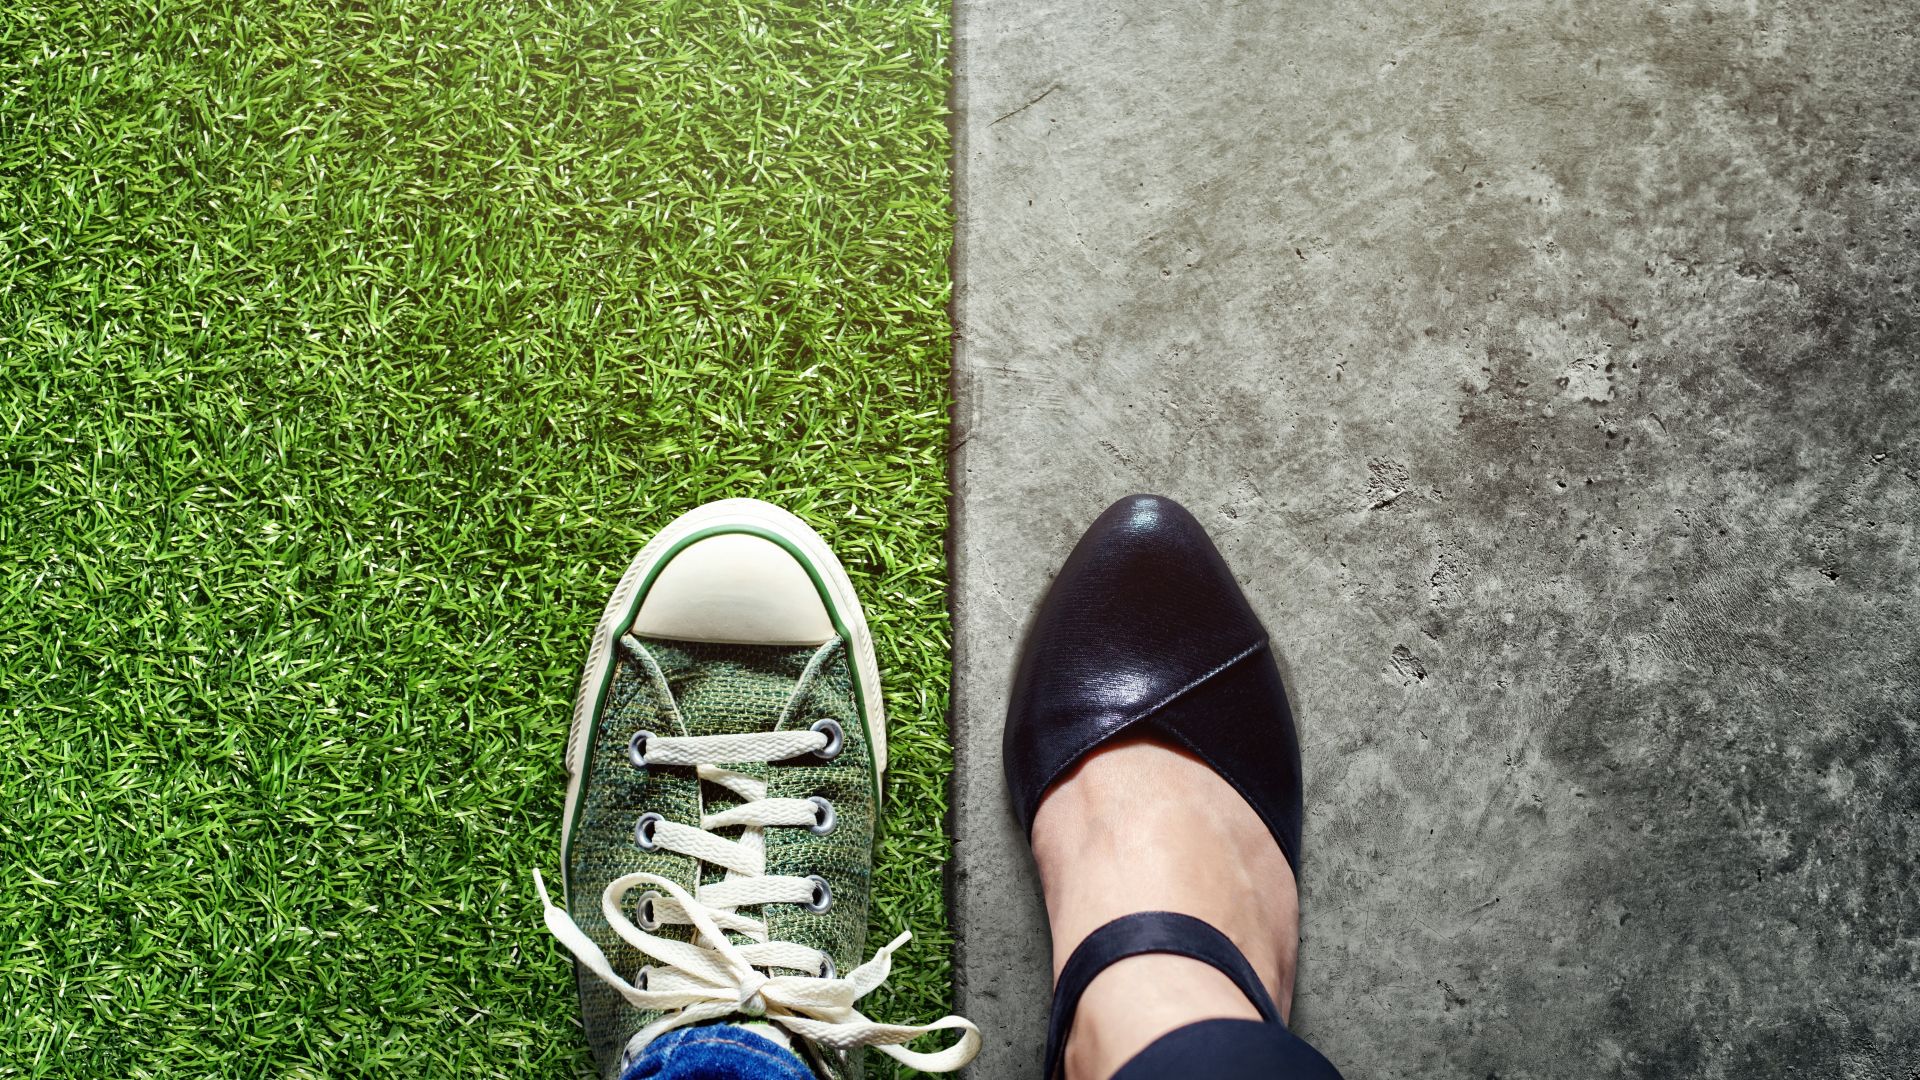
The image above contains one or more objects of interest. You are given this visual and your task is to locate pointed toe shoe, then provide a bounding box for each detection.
[1003,493,1303,873]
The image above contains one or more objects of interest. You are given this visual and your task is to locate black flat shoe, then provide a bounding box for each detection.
[1006,495,1322,1078]
[1003,493,1303,874]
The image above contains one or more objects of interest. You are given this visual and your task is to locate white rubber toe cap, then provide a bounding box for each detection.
[629,532,835,646]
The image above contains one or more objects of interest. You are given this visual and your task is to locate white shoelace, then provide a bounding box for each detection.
[537,637,980,1073]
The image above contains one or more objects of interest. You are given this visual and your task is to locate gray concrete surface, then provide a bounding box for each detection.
[947,1,1920,1075]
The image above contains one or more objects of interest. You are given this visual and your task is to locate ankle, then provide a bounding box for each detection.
[1063,955,1262,1080]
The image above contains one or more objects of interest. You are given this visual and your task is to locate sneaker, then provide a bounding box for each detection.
[535,498,979,1078]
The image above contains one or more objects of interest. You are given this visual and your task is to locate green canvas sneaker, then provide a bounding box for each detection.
[535,498,978,1078]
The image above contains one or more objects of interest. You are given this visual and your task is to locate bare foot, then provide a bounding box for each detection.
[1030,735,1300,1080]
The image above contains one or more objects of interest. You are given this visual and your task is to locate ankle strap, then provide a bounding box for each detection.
[1043,911,1282,1079]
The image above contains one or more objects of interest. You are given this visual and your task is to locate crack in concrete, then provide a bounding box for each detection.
[988,84,1058,126]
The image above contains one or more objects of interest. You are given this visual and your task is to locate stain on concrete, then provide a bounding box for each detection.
[951,0,1920,1075]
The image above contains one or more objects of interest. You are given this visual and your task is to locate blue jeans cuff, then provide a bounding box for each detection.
[619,1024,815,1080]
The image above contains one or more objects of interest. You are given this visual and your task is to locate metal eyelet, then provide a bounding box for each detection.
[636,964,653,990]
[808,718,844,761]
[633,812,664,851]
[635,889,663,931]
[806,795,837,836]
[817,953,836,980]
[627,730,653,770]
[803,874,833,913]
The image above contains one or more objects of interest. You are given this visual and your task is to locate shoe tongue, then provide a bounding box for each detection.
[733,1021,795,1053]
[641,638,816,738]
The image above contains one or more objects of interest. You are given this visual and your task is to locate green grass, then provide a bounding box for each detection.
[0,1,954,1076]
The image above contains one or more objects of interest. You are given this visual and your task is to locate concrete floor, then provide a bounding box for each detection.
[947,0,1920,1076]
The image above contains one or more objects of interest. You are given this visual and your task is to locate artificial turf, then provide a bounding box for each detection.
[0,1,955,1076]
